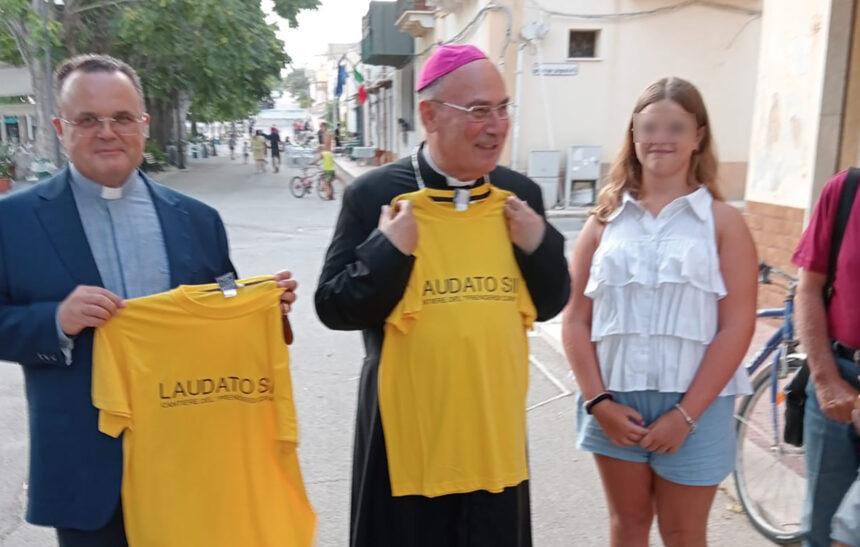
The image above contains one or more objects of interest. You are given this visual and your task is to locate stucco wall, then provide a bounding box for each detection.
[411,0,761,199]
[744,0,853,211]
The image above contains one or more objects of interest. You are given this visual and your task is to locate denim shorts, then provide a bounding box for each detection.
[831,469,860,546]
[576,390,737,486]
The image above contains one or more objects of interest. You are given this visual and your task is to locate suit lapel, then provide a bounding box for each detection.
[143,173,193,287]
[34,168,103,287]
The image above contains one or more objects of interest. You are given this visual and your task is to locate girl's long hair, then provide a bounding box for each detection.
[593,77,722,222]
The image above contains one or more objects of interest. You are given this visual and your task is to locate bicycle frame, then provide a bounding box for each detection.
[744,295,797,447]
[733,264,806,543]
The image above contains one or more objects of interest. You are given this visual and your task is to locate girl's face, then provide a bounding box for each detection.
[632,99,704,180]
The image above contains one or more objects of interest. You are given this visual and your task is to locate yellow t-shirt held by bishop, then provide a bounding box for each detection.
[92,276,315,547]
[379,185,537,498]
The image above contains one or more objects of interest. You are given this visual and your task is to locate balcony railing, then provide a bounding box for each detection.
[362,2,415,67]
[395,0,436,38]
[396,0,432,13]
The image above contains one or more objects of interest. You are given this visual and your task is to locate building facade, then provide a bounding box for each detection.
[744,0,860,306]
[0,63,37,145]
[393,0,763,201]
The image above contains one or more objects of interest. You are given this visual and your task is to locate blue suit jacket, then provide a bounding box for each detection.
[0,167,236,529]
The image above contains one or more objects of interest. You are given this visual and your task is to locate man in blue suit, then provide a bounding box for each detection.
[0,54,297,546]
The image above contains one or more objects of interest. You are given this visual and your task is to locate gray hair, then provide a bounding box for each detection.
[417,76,446,102]
[54,54,145,111]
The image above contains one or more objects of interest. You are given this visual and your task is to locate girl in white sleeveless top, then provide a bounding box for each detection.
[562,77,757,547]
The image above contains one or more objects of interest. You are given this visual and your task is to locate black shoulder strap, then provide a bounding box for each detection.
[825,167,860,306]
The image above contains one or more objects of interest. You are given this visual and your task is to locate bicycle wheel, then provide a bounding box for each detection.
[316,173,332,200]
[290,176,307,198]
[734,358,806,544]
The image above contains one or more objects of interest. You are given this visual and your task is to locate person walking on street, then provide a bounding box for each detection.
[562,77,757,547]
[251,130,267,173]
[266,126,281,173]
[242,139,249,164]
[0,53,298,546]
[315,44,570,547]
[792,168,860,547]
[228,133,236,160]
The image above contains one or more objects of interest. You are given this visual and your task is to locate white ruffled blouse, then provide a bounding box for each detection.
[585,188,752,396]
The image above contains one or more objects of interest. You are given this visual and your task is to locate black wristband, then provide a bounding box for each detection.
[585,392,614,415]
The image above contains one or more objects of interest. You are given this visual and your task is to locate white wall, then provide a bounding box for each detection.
[405,0,760,197]
[513,0,761,190]
[744,0,853,210]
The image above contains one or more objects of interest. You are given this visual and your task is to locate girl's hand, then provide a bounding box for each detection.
[639,408,692,454]
[591,401,649,446]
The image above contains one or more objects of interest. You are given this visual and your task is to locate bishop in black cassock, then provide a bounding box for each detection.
[314,44,570,547]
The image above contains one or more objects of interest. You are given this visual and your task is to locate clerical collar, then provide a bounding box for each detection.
[421,144,478,188]
[69,163,139,200]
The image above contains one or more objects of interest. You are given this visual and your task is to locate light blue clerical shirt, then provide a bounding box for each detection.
[56,164,171,363]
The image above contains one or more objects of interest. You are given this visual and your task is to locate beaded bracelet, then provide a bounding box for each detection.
[674,403,697,432]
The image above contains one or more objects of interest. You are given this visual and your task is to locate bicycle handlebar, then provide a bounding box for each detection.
[758,261,798,284]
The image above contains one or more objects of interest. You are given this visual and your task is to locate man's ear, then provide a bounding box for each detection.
[419,100,438,133]
[52,118,64,141]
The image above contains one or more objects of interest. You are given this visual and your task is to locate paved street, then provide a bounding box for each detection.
[1,153,770,546]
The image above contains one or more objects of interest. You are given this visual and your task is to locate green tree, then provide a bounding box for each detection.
[0,0,319,160]
[283,68,311,108]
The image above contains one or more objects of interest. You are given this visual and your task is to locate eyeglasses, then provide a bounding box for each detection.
[431,101,513,122]
[60,113,148,136]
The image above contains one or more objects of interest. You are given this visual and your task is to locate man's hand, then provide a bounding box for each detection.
[639,408,692,454]
[504,197,545,254]
[273,270,297,315]
[273,270,297,344]
[57,286,124,336]
[379,200,418,256]
[815,376,860,423]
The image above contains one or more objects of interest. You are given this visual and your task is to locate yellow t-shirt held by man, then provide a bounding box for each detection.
[93,276,315,547]
[379,185,536,498]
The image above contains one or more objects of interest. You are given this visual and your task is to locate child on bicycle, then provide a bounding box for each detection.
[562,77,757,547]
[316,121,342,200]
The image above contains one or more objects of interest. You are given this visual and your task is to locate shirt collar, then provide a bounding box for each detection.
[421,144,479,188]
[606,191,640,222]
[606,186,710,222]
[69,163,141,200]
[683,186,711,221]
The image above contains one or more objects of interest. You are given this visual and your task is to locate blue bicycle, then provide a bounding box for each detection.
[733,262,806,544]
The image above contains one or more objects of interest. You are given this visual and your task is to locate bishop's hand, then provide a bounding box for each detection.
[504,197,545,254]
[379,200,418,256]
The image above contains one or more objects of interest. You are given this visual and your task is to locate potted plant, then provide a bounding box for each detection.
[0,143,14,194]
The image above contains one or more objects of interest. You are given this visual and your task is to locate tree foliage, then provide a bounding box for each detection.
[0,0,319,154]
[283,68,310,108]
[272,0,320,28]
[110,0,293,123]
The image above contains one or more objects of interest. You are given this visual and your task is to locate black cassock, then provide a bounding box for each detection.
[314,144,571,547]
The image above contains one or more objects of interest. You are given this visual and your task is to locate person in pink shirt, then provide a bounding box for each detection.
[792,169,860,547]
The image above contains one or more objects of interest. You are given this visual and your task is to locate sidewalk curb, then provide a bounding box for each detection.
[547,208,589,219]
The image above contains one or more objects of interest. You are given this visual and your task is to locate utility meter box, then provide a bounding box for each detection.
[527,150,561,209]
[565,145,601,205]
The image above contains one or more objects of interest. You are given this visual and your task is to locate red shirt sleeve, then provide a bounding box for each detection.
[792,171,848,273]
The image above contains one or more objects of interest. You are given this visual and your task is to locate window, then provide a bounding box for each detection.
[568,30,599,59]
